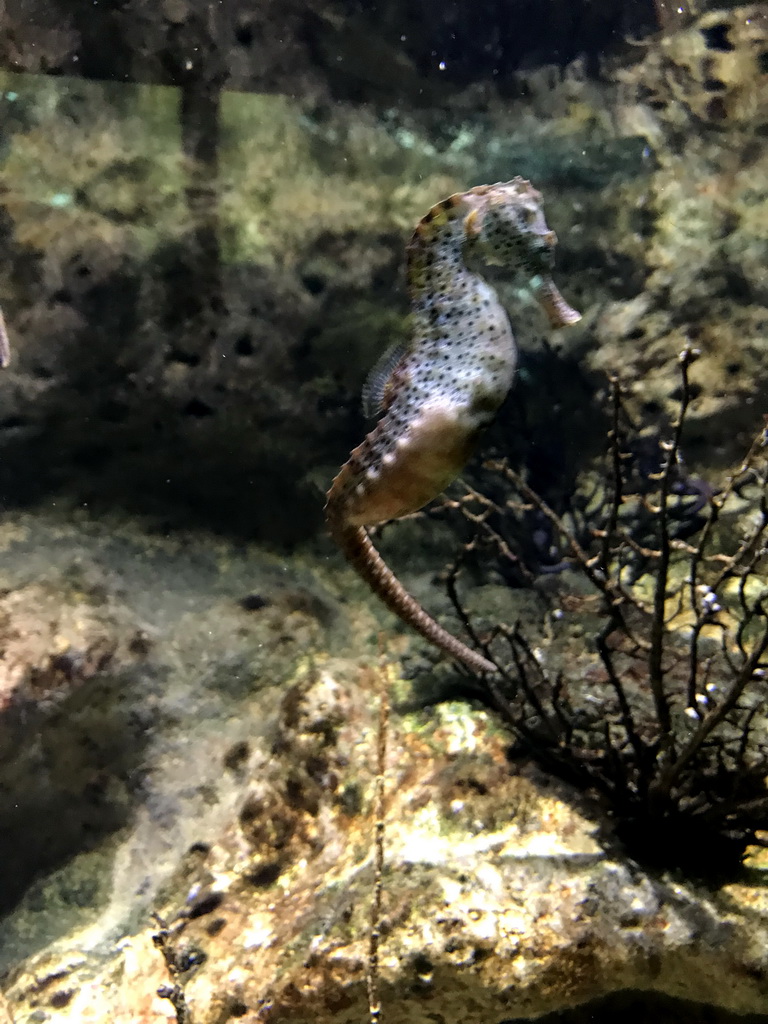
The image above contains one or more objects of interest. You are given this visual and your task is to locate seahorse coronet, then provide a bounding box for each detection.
[326,180,581,675]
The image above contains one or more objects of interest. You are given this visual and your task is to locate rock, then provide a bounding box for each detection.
[5,663,768,1022]
[0,510,344,973]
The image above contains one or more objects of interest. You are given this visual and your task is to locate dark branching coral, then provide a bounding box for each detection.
[440,348,768,878]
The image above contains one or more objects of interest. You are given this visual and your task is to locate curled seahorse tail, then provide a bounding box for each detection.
[331,520,497,676]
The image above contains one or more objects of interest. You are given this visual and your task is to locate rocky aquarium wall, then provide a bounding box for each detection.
[1,2,768,1023]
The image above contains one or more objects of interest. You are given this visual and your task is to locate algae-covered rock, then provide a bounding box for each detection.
[597,5,768,449]
[0,509,344,973]
[5,663,768,1023]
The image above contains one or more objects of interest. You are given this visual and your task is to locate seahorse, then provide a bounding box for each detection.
[325,179,580,675]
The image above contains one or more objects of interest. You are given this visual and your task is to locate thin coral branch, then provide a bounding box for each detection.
[599,374,624,575]
[367,669,389,1024]
[445,550,489,659]
[486,462,649,654]
[594,621,649,781]
[657,615,768,797]
[437,348,768,875]
[647,348,698,742]
[550,672,574,746]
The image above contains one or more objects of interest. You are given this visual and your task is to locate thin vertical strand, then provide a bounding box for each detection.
[367,669,389,1024]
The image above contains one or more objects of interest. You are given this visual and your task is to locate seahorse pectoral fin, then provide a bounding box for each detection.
[361,338,411,418]
[534,275,582,329]
[0,307,11,368]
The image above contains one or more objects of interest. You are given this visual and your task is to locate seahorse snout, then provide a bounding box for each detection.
[535,275,582,329]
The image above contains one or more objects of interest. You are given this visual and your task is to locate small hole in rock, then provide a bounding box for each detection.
[701,22,735,52]
[50,990,74,1009]
[183,397,215,418]
[706,96,727,121]
[245,863,282,887]
[167,348,201,367]
[235,23,254,46]
[234,334,254,356]
[301,273,326,295]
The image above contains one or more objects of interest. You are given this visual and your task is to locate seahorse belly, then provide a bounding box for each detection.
[342,404,479,526]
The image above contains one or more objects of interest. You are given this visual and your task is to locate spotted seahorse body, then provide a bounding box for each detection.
[326,179,580,675]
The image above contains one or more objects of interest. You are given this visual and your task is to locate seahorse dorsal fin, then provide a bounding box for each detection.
[361,339,410,418]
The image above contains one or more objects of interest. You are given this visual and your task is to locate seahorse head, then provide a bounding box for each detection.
[464,179,580,328]
[463,179,554,273]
